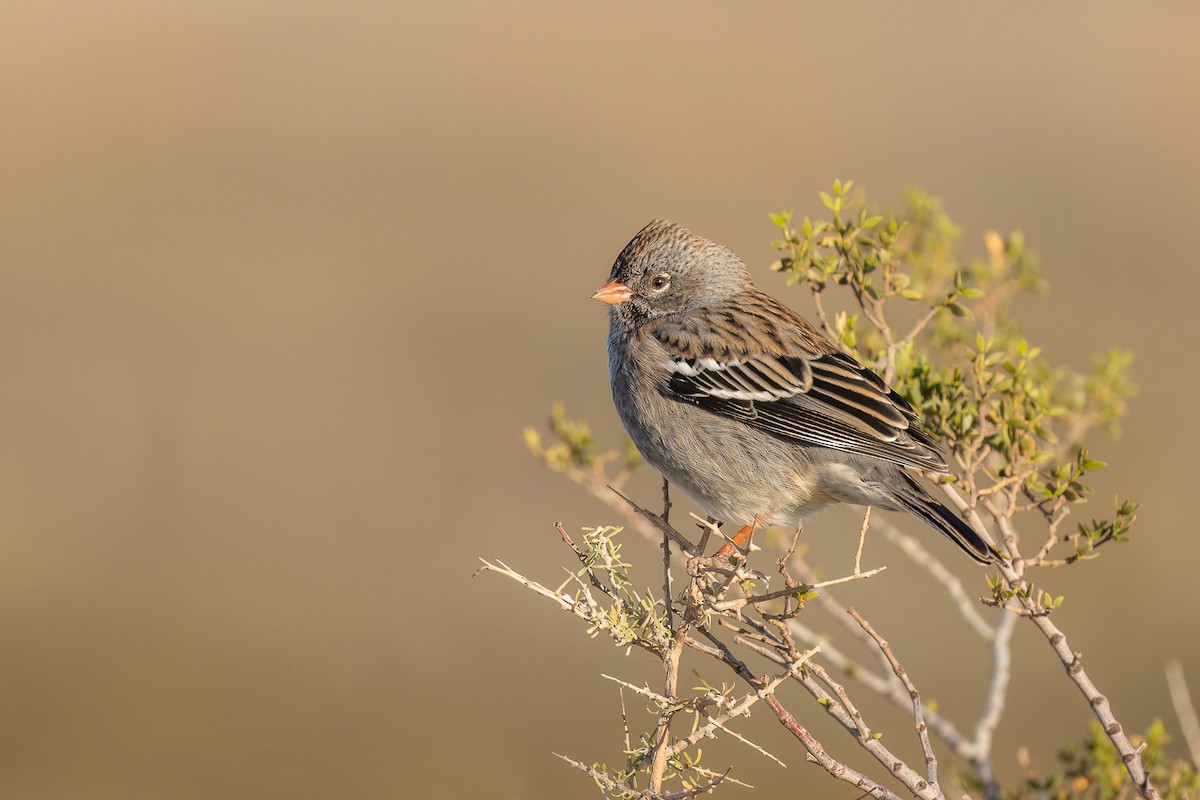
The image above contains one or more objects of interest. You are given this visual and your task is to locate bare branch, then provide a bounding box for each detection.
[708,565,885,613]
[849,608,940,791]
[662,647,819,768]
[974,499,1163,800]
[554,752,742,799]
[854,507,872,574]
[619,688,633,773]
[807,660,873,742]
[649,578,690,792]
[815,565,887,590]
[600,674,673,707]
[552,752,640,798]
[660,480,675,639]
[694,626,939,799]
[609,485,697,554]
[690,630,903,799]
[706,717,788,769]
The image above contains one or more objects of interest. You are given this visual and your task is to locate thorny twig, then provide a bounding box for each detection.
[693,625,910,800]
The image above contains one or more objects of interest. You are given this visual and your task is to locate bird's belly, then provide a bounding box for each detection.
[618,390,836,527]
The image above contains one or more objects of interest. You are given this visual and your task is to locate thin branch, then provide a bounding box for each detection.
[691,627,907,800]
[779,551,988,769]
[708,566,885,613]
[662,647,819,768]
[600,674,673,706]
[811,289,846,350]
[815,565,888,589]
[1012,600,1157,800]
[557,522,619,601]
[684,766,753,792]
[649,579,690,792]
[700,623,945,800]
[854,507,872,574]
[970,499,1163,800]
[476,558,662,657]
[552,752,640,798]
[789,554,896,679]
[849,609,940,791]
[896,304,942,349]
[807,660,873,742]
[553,752,739,799]
[752,617,979,769]
[659,770,735,800]
[729,623,964,796]
[619,688,633,773]
[609,485,697,554]
[707,717,788,769]
[661,480,675,636]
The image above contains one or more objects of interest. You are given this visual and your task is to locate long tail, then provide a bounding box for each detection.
[893,474,1001,565]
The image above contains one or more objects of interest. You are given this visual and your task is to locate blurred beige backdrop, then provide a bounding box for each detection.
[2,3,1199,798]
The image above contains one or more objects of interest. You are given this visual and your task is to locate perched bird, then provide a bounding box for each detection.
[593,219,997,564]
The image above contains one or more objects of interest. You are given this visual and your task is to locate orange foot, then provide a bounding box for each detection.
[713,514,768,560]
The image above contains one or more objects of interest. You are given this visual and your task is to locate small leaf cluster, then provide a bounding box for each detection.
[770,182,1136,567]
[985,573,1064,615]
[769,182,984,361]
[1066,498,1140,564]
[571,525,672,654]
[906,334,1066,475]
[525,403,642,476]
[524,401,598,469]
[769,179,902,301]
[989,720,1199,800]
[588,747,723,800]
[1031,448,1106,504]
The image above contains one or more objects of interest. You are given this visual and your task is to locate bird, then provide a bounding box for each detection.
[592,218,998,565]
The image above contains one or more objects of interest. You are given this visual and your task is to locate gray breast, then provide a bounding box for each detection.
[607,326,826,526]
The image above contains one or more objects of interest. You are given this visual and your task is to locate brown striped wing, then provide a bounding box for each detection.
[649,299,949,473]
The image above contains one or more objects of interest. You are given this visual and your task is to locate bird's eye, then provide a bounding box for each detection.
[651,274,670,291]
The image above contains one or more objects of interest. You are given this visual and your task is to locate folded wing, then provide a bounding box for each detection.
[650,296,948,473]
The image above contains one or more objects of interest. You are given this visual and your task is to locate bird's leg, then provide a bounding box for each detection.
[714,514,767,560]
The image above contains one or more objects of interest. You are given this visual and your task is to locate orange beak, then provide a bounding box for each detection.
[591,279,632,305]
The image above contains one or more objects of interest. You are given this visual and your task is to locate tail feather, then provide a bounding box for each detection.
[894,475,1001,565]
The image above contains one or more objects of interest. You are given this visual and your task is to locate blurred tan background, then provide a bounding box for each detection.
[2,2,1199,797]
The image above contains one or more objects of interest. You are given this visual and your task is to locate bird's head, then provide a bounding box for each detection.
[592,219,753,325]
